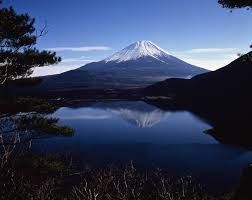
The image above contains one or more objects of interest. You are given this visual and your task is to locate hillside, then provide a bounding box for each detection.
[145,51,252,105]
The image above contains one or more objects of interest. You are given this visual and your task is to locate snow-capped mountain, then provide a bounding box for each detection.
[104,40,171,63]
[41,41,209,90]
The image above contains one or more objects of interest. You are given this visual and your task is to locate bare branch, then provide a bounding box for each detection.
[36,20,49,38]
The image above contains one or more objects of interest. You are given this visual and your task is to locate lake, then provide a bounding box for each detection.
[32,100,252,192]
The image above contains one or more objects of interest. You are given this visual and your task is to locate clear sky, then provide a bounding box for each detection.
[4,0,252,76]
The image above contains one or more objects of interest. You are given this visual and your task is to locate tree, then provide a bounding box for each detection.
[0,1,61,84]
[218,0,252,9]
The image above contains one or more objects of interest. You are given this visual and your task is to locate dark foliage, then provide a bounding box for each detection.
[17,115,74,136]
[0,97,58,114]
[218,0,252,8]
[0,97,75,140]
[0,1,61,84]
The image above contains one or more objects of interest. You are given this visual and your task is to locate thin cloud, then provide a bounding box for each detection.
[46,46,112,52]
[62,56,97,63]
[187,48,236,54]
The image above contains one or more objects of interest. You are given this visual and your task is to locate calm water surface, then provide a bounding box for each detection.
[33,101,252,192]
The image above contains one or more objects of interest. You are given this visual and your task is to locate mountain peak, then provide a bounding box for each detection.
[104,40,171,63]
[132,40,155,46]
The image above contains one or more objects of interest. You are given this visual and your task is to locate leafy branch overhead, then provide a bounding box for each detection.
[218,0,252,9]
[0,2,61,84]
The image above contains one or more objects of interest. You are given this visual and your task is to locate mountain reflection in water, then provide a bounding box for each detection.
[33,100,252,193]
[95,101,166,128]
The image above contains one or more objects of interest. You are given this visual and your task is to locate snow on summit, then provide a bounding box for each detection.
[104,41,171,63]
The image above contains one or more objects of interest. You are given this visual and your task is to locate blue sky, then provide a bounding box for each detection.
[4,0,252,75]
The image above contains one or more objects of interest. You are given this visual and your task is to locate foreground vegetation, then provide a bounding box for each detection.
[0,151,233,200]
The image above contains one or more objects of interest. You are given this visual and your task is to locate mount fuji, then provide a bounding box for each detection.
[41,41,208,90]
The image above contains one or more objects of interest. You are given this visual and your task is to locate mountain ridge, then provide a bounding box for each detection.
[144,51,252,106]
[36,41,209,91]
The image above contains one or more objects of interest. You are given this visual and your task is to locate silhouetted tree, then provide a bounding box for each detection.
[218,0,252,9]
[0,1,61,84]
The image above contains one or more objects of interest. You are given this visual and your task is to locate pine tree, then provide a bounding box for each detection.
[0,1,61,84]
